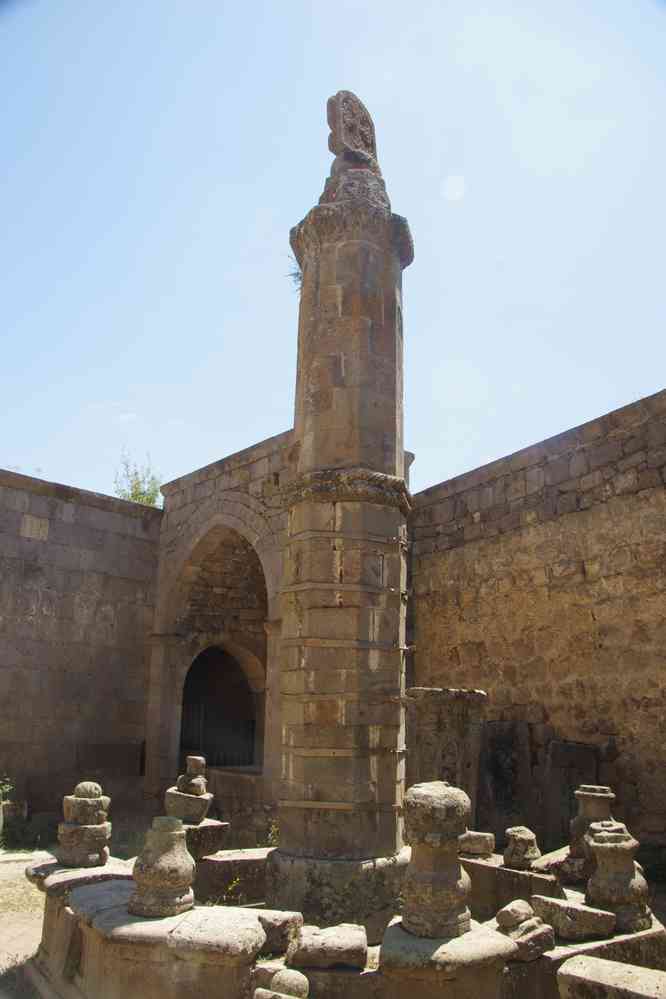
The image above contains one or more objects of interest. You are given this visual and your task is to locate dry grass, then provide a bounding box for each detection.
[0,866,44,917]
[0,858,44,998]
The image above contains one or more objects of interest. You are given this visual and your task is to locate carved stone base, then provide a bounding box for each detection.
[265,847,409,945]
[184,817,230,860]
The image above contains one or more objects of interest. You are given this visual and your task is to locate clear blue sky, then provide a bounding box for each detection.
[3,1,665,496]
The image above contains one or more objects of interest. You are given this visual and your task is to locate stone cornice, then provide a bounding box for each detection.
[290,202,413,271]
[286,466,412,515]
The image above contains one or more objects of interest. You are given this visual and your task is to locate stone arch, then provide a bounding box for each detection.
[147,511,277,790]
[157,497,282,632]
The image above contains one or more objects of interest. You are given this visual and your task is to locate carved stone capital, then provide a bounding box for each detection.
[290,203,413,271]
[286,466,411,515]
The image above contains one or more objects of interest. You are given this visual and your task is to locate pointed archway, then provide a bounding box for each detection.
[180,646,258,768]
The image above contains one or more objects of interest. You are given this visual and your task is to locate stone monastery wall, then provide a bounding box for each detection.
[410,388,666,852]
[0,469,161,810]
[145,429,294,843]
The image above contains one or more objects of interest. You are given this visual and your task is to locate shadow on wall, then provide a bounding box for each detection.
[477,720,620,852]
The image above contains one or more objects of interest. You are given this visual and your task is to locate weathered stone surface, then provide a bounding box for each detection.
[405,687,487,824]
[380,918,517,999]
[287,923,368,970]
[255,991,299,999]
[63,788,109,825]
[270,968,310,997]
[266,848,409,945]
[128,816,195,917]
[531,894,616,941]
[55,780,112,868]
[166,905,266,961]
[164,787,213,824]
[258,909,304,956]
[195,846,273,905]
[570,786,616,858]
[401,781,472,940]
[537,785,618,887]
[558,954,666,998]
[585,820,651,933]
[459,830,495,857]
[504,826,541,870]
[28,878,270,999]
[409,393,666,852]
[497,899,535,930]
[184,816,229,860]
[461,852,566,922]
[185,754,206,777]
[495,899,554,962]
[509,916,556,963]
[0,469,161,815]
[271,91,413,934]
[164,753,214,823]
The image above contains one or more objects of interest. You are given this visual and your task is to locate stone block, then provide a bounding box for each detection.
[194,847,273,904]
[459,830,495,857]
[164,787,213,824]
[531,894,616,941]
[509,916,555,963]
[269,968,310,996]
[184,817,230,860]
[258,909,304,956]
[497,899,534,930]
[287,923,368,970]
[558,955,666,998]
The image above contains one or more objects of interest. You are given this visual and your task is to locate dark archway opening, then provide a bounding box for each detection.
[180,647,256,768]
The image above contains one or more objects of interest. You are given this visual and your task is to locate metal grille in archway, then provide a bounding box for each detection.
[180,647,256,767]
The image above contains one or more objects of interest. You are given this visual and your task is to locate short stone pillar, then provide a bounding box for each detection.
[402,781,471,940]
[380,785,515,999]
[503,826,541,871]
[164,755,228,860]
[165,755,213,824]
[585,820,651,934]
[56,781,111,868]
[128,816,195,917]
[558,785,616,885]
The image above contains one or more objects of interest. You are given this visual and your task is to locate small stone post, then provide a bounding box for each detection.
[571,785,615,859]
[555,784,616,885]
[128,816,195,917]
[56,781,111,868]
[585,820,651,934]
[401,781,471,940]
[164,755,229,860]
[503,826,541,870]
[165,755,213,824]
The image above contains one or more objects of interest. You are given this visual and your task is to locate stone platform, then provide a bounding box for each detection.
[25,876,302,999]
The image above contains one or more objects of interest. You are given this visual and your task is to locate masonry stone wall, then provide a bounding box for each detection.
[409,389,666,852]
[0,470,162,811]
[144,429,294,811]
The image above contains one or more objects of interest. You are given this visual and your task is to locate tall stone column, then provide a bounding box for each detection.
[266,92,413,939]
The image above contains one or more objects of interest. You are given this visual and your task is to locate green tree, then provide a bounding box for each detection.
[114,450,161,507]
